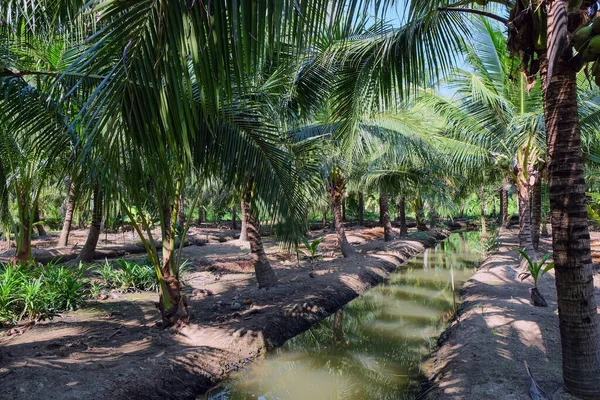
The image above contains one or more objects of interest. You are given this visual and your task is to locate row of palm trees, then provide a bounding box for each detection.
[2,0,600,397]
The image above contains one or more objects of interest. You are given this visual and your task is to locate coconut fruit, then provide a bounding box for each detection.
[593,17,600,34]
[574,26,593,51]
[583,48,598,62]
[589,35,600,54]
[593,60,600,76]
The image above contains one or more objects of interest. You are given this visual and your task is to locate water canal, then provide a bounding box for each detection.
[206,231,484,400]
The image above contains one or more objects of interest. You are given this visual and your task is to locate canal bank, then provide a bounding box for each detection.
[1,227,453,400]
[205,230,484,400]
[421,229,600,400]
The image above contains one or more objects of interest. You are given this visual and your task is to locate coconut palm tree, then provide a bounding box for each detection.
[321,5,600,393]
[418,18,545,263]
[8,0,600,392]
[0,77,71,263]
[393,3,600,394]
[4,0,354,322]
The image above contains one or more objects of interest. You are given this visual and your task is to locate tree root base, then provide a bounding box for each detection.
[529,287,547,307]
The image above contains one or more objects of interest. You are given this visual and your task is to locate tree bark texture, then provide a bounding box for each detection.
[399,197,407,236]
[380,193,393,242]
[328,173,356,257]
[243,181,278,288]
[231,206,238,230]
[177,194,185,227]
[14,192,31,264]
[500,178,509,227]
[78,184,102,263]
[33,205,47,237]
[531,176,542,249]
[379,195,384,225]
[515,180,536,265]
[542,42,600,398]
[155,191,188,326]
[479,186,487,237]
[58,179,76,247]
[415,206,427,231]
[358,192,364,226]
[240,197,248,241]
[196,205,204,225]
[429,208,438,229]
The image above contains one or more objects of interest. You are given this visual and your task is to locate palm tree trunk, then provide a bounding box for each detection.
[15,220,31,263]
[14,192,32,264]
[415,198,428,231]
[479,186,487,237]
[196,205,204,225]
[380,193,393,242]
[500,178,509,227]
[379,195,384,225]
[78,184,102,263]
[58,179,76,247]
[498,187,504,225]
[531,176,542,249]
[358,192,364,226]
[33,205,47,237]
[243,181,278,288]
[429,208,438,229]
[341,197,346,222]
[541,215,548,235]
[398,197,407,236]
[240,197,248,241]
[177,194,185,227]
[156,186,188,325]
[515,181,535,262]
[542,45,600,398]
[328,175,356,257]
[231,206,238,230]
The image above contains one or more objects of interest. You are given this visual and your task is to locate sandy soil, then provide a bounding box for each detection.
[422,229,600,400]
[0,224,241,264]
[0,225,448,400]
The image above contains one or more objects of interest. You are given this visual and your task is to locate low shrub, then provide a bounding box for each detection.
[0,262,90,327]
[95,259,158,293]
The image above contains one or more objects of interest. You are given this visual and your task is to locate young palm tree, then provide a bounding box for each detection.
[0,78,70,263]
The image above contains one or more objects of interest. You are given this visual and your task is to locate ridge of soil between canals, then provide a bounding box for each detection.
[1,228,450,400]
[420,228,600,400]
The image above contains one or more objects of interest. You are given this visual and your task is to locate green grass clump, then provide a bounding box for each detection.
[0,262,89,327]
[96,259,158,293]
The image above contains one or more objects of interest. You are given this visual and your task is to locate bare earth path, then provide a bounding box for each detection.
[423,229,600,400]
[0,226,446,400]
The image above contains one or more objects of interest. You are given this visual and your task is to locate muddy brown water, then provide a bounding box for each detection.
[204,232,484,400]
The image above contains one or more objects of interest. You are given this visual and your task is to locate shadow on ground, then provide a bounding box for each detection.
[1,227,446,399]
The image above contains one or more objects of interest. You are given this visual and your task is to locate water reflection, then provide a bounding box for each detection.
[206,232,483,400]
